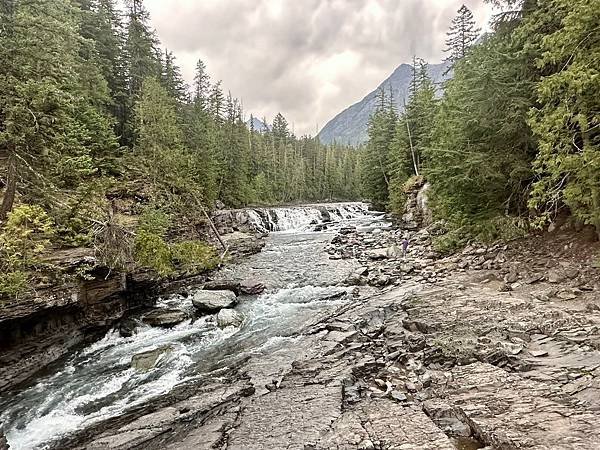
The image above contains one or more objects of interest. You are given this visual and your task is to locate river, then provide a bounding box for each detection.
[0,202,388,450]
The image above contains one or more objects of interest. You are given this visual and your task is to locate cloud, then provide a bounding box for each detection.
[144,0,494,135]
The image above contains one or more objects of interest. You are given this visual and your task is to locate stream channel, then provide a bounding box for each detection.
[0,203,389,449]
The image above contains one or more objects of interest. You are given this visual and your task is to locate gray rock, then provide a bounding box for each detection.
[204,280,241,293]
[217,309,244,328]
[119,318,139,337]
[547,269,565,284]
[367,248,388,260]
[239,279,265,295]
[142,309,187,328]
[131,345,174,371]
[0,427,8,450]
[390,390,408,402]
[192,290,237,313]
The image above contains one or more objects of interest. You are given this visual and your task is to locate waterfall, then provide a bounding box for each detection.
[247,203,369,232]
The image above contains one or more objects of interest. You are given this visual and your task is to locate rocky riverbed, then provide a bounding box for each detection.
[1,205,599,449]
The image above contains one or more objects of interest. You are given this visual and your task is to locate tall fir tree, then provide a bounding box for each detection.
[443,5,480,73]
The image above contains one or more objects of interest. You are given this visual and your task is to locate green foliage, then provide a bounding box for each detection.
[134,230,174,276]
[0,271,29,300]
[361,89,397,209]
[138,208,170,235]
[526,0,600,232]
[133,208,217,276]
[171,241,218,274]
[433,217,528,254]
[388,60,438,214]
[0,205,54,298]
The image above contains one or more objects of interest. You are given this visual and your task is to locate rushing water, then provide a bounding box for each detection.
[0,203,387,450]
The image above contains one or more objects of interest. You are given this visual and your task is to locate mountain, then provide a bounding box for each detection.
[318,62,450,146]
[246,116,269,132]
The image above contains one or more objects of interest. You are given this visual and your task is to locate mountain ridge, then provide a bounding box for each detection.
[318,61,450,146]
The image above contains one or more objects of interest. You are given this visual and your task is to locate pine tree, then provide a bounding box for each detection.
[361,89,397,209]
[525,0,600,234]
[426,30,536,227]
[125,0,160,99]
[443,5,480,72]
[0,0,117,220]
[161,49,187,103]
[193,59,211,107]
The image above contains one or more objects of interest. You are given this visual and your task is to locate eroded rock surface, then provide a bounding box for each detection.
[21,223,600,449]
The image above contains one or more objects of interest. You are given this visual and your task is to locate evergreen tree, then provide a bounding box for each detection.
[361,89,397,209]
[425,30,536,227]
[193,59,211,107]
[124,0,160,98]
[0,0,117,220]
[388,59,438,213]
[443,5,480,72]
[525,0,600,233]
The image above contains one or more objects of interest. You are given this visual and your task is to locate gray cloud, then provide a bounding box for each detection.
[145,0,494,135]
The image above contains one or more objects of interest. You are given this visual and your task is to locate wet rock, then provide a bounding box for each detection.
[192,290,237,313]
[119,317,140,337]
[239,279,265,295]
[216,309,244,328]
[339,227,356,235]
[0,427,8,450]
[345,273,367,286]
[142,309,187,327]
[131,345,174,371]
[204,280,241,293]
[355,266,369,276]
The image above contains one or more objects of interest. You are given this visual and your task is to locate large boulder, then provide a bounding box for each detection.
[131,345,174,371]
[142,309,187,327]
[192,290,237,313]
[217,309,245,328]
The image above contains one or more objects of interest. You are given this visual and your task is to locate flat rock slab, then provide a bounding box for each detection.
[316,400,455,449]
[441,362,600,449]
[192,290,237,313]
[142,308,187,327]
[227,382,343,450]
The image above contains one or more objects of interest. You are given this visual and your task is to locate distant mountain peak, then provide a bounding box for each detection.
[318,61,451,146]
[246,116,269,132]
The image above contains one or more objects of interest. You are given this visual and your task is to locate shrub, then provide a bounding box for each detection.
[134,230,174,276]
[0,271,29,300]
[0,205,54,298]
[172,241,218,273]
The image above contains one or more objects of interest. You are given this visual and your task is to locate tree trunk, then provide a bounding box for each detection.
[0,150,17,222]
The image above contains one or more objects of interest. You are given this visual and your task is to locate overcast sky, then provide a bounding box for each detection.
[144,0,495,136]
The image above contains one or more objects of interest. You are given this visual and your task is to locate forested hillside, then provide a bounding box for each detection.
[0,0,362,295]
[361,0,599,249]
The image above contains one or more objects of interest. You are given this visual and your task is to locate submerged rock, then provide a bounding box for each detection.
[192,290,237,313]
[131,345,174,371]
[217,309,244,328]
[119,318,140,337]
[142,309,187,327]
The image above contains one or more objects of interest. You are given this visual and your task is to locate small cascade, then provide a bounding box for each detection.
[247,203,369,232]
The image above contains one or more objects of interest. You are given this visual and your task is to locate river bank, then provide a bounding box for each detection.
[1,203,599,449]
